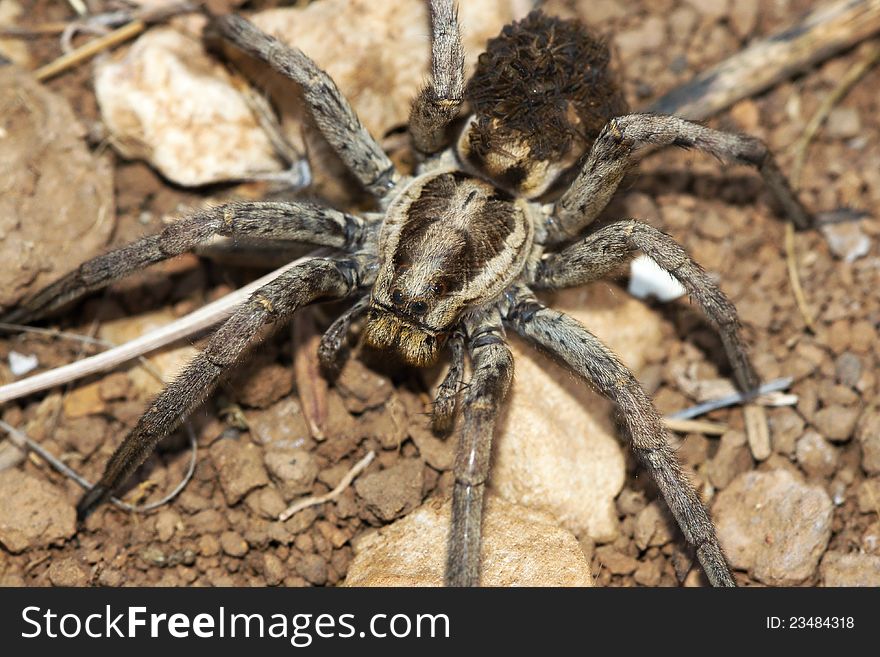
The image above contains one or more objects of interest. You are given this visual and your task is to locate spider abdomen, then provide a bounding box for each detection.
[458,10,628,198]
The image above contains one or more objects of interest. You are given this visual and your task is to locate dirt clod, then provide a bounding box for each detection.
[344,496,592,586]
[0,66,114,311]
[211,436,270,504]
[0,470,76,553]
[819,551,880,587]
[355,459,424,522]
[714,470,833,585]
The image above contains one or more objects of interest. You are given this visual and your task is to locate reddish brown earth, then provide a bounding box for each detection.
[0,0,878,587]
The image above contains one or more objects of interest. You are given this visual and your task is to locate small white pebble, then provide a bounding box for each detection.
[628,254,687,302]
[821,222,871,263]
[8,351,39,377]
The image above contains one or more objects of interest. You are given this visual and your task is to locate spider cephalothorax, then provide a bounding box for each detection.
[365,170,533,366]
[4,1,814,587]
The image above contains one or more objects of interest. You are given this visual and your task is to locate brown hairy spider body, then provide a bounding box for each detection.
[365,170,533,366]
[4,2,813,587]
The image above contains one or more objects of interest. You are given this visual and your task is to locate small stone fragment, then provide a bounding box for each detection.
[633,559,662,586]
[98,372,132,401]
[595,546,639,575]
[247,397,311,446]
[713,469,833,585]
[634,501,677,550]
[354,459,424,522]
[263,553,286,586]
[8,351,38,377]
[769,407,805,456]
[198,534,220,557]
[232,363,293,409]
[795,431,838,478]
[246,486,288,519]
[813,405,860,442]
[47,558,89,587]
[344,496,592,586]
[335,358,393,413]
[0,470,76,553]
[820,222,871,263]
[856,405,880,474]
[856,479,880,515]
[154,509,181,542]
[264,444,318,500]
[835,352,862,388]
[820,551,880,587]
[707,430,753,490]
[219,531,249,557]
[62,380,106,419]
[614,16,666,58]
[825,107,861,139]
[210,436,270,505]
[728,0,759,38]
[296,553,328,586]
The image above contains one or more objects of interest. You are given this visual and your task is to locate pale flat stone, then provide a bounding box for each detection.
[0,66,114,311]
[344,495,592,587]
[713,469,833,585]
[490,283,664,542]
[95,27,280,187]
[94,0,528,188]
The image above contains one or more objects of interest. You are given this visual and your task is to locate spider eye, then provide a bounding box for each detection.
[391,288,404,306]
[430,281,447,297]
[411,300,428,315]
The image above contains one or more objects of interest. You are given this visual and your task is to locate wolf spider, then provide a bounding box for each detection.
[3,2,812,587]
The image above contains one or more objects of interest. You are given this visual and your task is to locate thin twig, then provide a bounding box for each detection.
[647,0,880,121]
[0,321,167,386]
[667,377,793,420]
[784,221,816,331]
[662,417,728,436]
[0,252,322,405]
[34,19,146,82]
[0,23,72,37]
[0,418,197,513]
[292,310,328,441]
[790,40,880,186]
[783,41,880,331]
[279,450,375,521]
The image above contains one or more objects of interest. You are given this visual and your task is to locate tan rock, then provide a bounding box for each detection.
[93,0,528,188]
[490,284,664,542]
[820,551,880,587]
[344,495,592,586]
[0,1,31,66]
[62,380,107,419]
[95,27,280,187]
[0,470,76,553]
[0,66,114,311]
[713,469,833,585]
